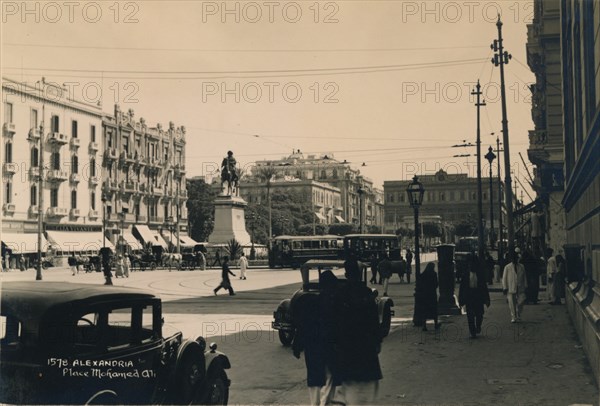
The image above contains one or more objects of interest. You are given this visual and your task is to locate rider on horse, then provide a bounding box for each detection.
[221,150,239,195]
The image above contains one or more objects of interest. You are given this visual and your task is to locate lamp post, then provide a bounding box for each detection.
[167,215,174,253]
[119,211,125,257]
[407,175,425,326]
[485,146,496,249]
[496,137,504,264]
[101,193,108,249]
[357,187,365,234]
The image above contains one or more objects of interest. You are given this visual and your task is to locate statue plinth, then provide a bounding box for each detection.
[208,195,251,246]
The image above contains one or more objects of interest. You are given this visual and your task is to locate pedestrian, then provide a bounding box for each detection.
[484,251,495,285]
[405,249,413,284]
[115,255,125,278]
[214,256,236,296]
[552,254,566,305]
[521,248,540,304]
[212,249,222,268]
[378,254,393,296]
[238,252,248,280]
[333,257,382,405]
[502,250,528,323]
[546,248,557,303]
[68,253,78,276]
[196,250,206,271]
[100,248,113,285]
[19,254,25,272]
[369,254,379,284]
[458,253,490,338]
[414,262,440,331]
[123,255,131,278]
[4,252,11,272]
[293,270,340,406]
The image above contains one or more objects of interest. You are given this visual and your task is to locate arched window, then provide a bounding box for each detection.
[30,185,37,205]
[90,158,96,177]
[320,170,326,179]
[5,142,12,163]
[71,190,77,209]
[71,155,78,174]
[90,191,96,210]
[31,146,39,167]
[332,169,338,179]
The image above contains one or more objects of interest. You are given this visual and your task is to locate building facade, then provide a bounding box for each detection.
[383,170,503,239]
[527,0,566,255]
[559,0,600,382]
[101,106,188,250]
[250,151,384,228]
[2,78,106,261]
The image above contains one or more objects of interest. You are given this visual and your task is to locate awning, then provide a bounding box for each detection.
[179,235,198,247]
[315,212,327,222]
[121,231,143,251]
[1,233,49,254]
[134,225,168,249]
[335,215,346,223]
[46,231,113,253]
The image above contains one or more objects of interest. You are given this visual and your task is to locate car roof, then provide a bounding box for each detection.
[273,235,342,240]
[1,282,158,322]
[344,234,397,238]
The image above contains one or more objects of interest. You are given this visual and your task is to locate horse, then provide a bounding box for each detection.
[221,169,239,196]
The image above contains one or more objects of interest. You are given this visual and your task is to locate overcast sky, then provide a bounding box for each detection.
[2,0,536,202]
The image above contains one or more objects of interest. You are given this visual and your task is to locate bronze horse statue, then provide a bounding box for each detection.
[221,151,239,196]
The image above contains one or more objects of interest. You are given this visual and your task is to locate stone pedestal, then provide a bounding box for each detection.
[437,244,462,315]
[208,195,251,246]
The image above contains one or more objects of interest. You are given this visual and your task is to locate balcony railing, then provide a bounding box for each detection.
[70,208,81,217]
[70,173,80,183]
[29,167,41,179]
[3,122,16,137]
[88,209,99,219]
[104,148,118,161]
[528,130,547,147]
[103,179,119,192]
[47,207,68,217]
[89,141,99,151]
[47,169,69,182]
[136,215,147,223]
[152,186,164,196]
[125,213,136,222]
[3,162,18,175]
[28,128,41,140]
[70,137,81,148]
[29,205,40,216]
[88,175,100,185]
[149,216,164,223]
[48,132,68,145]
[3,203,16,212]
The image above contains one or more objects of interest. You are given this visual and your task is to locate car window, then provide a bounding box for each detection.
[1,315,22,345]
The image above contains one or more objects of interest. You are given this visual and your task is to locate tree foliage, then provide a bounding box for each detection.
[328,223,358,236]
[454,221,475,237]
[225,238,243,260]
[186,178,217,242]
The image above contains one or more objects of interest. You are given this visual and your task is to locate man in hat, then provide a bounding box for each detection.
[221,150,238,195]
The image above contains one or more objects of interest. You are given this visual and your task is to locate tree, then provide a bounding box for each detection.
[298,224,328,235]
[422,222,442,250]
[256,164,278,239]
[186,178,217,242]
[328,223,358,236]
[225,238,243,260]
[455,221,475,237]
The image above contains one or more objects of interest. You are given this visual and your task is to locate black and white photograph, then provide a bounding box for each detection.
[1,1,599,405]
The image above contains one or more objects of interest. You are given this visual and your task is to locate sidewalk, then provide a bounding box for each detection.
[375,290,599,406]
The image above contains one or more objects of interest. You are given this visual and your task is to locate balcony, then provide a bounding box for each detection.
[149,216,164,223]
[70,208,81,218]
[139,183,148,194]
[104,148,118,161]
[125,213,136,222]
[88,209,99,219]
[107,213,121,222]
[3,162,18,175]
[102,179,119,192]
[47,169,69,182]
[174,164,187,176]
[88,175,100,186]
[136,215,147,223]
[89,141,99,151]
[529,130,547,147]
[134,153,145,167]
[48,132,68,145]
[120,181,137,194]
[3,203,16,213]
[29,205,40,217]
[178,189,188,199]
[151,186,164,196]
[29,166,41,179]
[28,128,41,140]
[70,173,81,183]
[47,207,68,217]
[70,137,81,148]
[3,122,16,137]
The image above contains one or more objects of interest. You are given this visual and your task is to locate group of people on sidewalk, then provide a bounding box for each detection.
[292,253,383,406]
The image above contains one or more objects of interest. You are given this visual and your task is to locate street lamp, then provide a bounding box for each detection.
[357,187,365,234]
[407,175,425,327]
[119,211,125,257]
[167,215,174,253]
[485,146,496,249]
[101,193,108,249]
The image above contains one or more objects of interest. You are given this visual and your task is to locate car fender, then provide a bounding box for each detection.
[175,339,206,379]
[274,298,292,324]
[377,297,394,322]
[205,350,231,373]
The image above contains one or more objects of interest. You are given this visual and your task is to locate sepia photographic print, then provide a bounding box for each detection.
[1,1,599,405]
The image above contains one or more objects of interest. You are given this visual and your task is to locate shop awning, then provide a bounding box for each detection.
[1,233,49,254]
[315,212,327,222]
[179,235,198,247]
[46,231,113,253]
[335,215,346,223]
[133,225,168,249]
[121,231,143,251]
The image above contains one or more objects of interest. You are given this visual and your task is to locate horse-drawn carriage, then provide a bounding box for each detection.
[129,251,158,271]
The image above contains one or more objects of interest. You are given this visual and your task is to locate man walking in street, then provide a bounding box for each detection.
[69,253,78,276]
[546,248,557,304]
[459,253,491,338]
[211,249,222,268]
[214,256,236,296]
[238,252,248,280]
[378,254,393,296]
[405,249,413,283]
[502,250,528,323]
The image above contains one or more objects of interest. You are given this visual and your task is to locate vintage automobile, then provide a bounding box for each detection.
[272,259,394,346]
[0,282,231,405]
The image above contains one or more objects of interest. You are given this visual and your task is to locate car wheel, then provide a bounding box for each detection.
[380,302,392,338]
[201,370,229,405]
[278,329,295,346]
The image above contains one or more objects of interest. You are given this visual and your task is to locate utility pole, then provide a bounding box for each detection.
[36,78,46,281]
[472,81,486,259]
[496,137,503,263]
[491,14,515,253]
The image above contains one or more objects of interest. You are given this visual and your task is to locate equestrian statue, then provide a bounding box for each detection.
[221,150,239,196]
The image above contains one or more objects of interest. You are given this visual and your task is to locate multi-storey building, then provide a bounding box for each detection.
[383,170,503,238]
[2,78,107,263]
[526,0,566,255]
[250,151,384,228]
[101,106,188,252]
[559,0,600,382]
